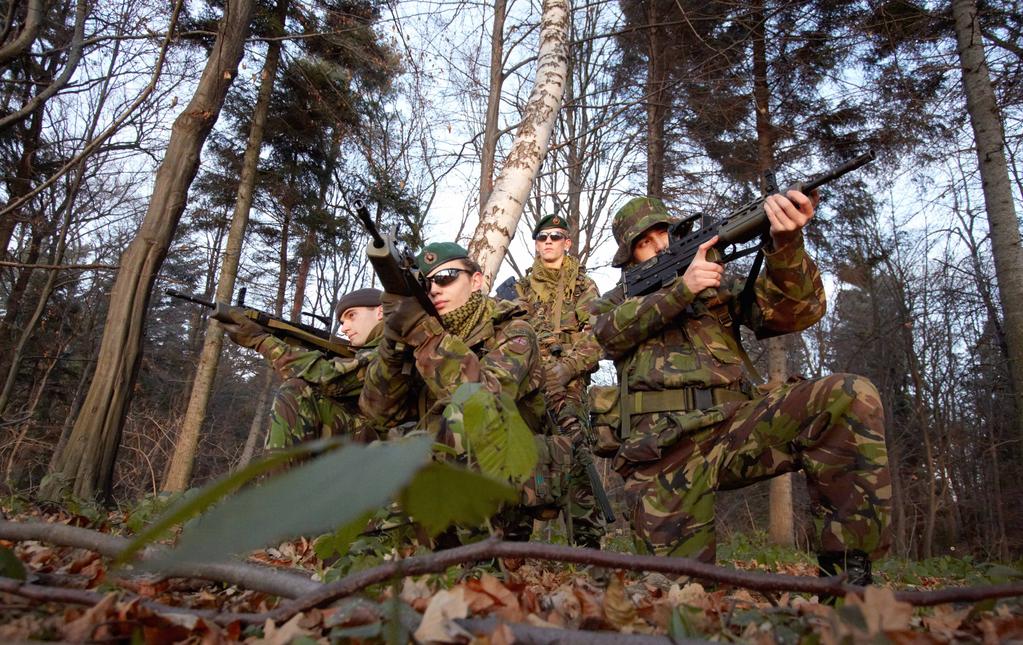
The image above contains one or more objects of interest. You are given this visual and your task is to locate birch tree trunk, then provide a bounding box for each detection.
[41,0,254,502]
[469,0,568,287]
[162,0,287,492]
[951,0,1023,450]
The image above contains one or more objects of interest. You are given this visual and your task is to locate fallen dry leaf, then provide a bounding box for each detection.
[60,591,118,642]
[414,586,472,643]
[847,586,913,634]
[254,613,319,645]
[604,572,644,632]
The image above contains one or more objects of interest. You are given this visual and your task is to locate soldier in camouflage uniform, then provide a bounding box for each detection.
[592,194,890,586]
[222,288,384,449]
[359,242,549,540]
[501,214,605,547]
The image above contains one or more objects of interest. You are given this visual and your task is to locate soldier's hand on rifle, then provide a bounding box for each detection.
[765,189,816,249]
[544,360,573,393]
[682,236,724,295]
[381,293,437,347]
[221,309,268,349]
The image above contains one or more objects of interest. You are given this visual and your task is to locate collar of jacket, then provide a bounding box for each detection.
[461,296,526,347]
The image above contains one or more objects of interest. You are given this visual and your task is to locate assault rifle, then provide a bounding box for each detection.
[622,151,876,298]
[354,200,439,319]
[166,287,355,358]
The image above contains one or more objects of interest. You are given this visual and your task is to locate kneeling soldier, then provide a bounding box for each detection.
[592,195,891,586]
[222,287,384,448]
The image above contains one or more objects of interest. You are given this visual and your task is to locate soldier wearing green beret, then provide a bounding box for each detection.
[496,215,606,547]
[591,193,891,587]
[222,287,384,449]
[359,242,554,540]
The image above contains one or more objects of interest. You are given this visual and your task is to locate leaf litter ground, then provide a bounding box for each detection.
[1,502,1021,643]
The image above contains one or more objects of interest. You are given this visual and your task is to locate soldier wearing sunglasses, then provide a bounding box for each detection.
[222,288,385,449]
[359,242,548,541]
[497,215,606,548]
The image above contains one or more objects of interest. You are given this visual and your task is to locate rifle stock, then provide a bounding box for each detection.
[623,151,876,298]
[166,289,354,359]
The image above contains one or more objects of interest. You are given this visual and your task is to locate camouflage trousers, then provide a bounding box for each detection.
[551,379,605,549]
[619,373,891,563]
[266,378,375,450]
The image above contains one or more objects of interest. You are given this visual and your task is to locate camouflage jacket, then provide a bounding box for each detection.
[359,297,546,445]
[592,234,825,452]
[254,323,382,404]
[512,264,602,378]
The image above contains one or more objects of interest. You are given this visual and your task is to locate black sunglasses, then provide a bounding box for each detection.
[535,232,567,242]
[425,267,471,287]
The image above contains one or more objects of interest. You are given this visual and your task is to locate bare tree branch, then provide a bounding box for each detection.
[0,0,43,66]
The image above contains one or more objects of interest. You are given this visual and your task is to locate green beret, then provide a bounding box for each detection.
[611,197,680,267]
[532,214,570,239]
[416,242,469,274]
[336,288,381,316]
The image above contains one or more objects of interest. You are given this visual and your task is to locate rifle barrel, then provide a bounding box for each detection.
[803,150,876,192]
[354,200,386,247]
[166,289,214,309]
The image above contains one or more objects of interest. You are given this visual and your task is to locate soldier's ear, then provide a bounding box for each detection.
[374,305,383,321]
[470,271,484,292]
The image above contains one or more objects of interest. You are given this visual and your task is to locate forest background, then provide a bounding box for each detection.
[0,0,1020,570]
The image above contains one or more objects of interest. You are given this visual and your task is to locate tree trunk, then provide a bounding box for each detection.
[41,0,254,502]
[644,2,669,198]
[952,0,1023,451]
[468,0,568,288]
[750,0,793,548]
[163,0,286,492]
[235,368,274,470]
[479,0,506,215]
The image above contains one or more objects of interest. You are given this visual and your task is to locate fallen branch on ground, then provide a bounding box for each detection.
[0,519,319,598]
[4,520,1022,630]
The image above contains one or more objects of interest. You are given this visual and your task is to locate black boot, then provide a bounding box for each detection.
[818,550,872,604]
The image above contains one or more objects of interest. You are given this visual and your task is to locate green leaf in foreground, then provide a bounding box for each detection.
[400,462,518,537]
[116,437,345,566]
[452,383,537,483]
[0,546,26,580]
[148,436,433,566]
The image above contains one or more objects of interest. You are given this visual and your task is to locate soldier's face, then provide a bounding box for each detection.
[631,224,670,263]
[426,260,483,314]
[339,305,381,347]
[534,228,572,266]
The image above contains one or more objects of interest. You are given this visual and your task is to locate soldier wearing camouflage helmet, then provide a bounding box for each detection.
[591,192,890,587]
[359,242,551,540]
[222,287,384,448]
[496,214,605,547]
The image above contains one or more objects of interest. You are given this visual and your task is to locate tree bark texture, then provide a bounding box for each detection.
[42,0,255,501]
[163,0,287,492]
[951,0,1023,450]
[469,0,568,288]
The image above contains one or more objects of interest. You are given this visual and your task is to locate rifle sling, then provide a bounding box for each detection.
[734,243,766,384]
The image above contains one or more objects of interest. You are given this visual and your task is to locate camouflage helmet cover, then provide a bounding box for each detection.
[611,197,677,267]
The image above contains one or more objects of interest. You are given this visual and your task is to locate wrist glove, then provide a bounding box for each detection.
[382,293,439,347]
[221,309,268,349]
